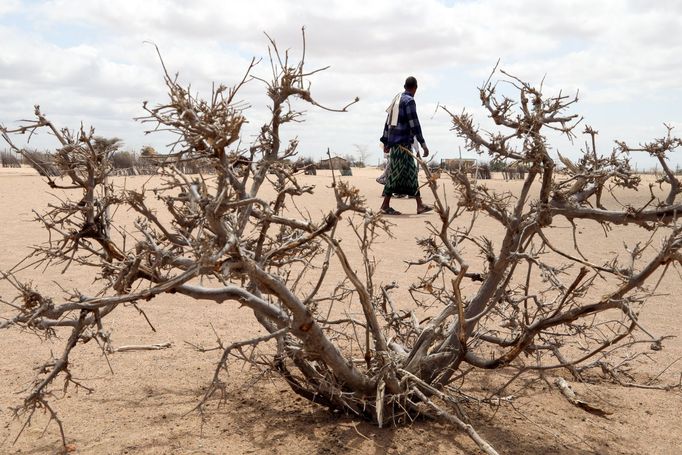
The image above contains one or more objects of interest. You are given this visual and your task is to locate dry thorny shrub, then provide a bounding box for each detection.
[1,33,682,454]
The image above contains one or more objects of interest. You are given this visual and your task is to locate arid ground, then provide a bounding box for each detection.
[1,166,681,454]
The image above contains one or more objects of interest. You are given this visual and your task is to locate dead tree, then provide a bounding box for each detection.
[1,35,681,454]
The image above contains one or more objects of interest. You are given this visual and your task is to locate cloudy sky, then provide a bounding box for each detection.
[1,0,681,169]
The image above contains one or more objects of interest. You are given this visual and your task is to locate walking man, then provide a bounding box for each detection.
[379,76,432,215]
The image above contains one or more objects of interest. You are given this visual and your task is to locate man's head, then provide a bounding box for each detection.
[404,76,418,94]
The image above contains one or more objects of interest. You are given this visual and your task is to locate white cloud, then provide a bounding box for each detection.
[0,0,20,15]
[0,0,680,168]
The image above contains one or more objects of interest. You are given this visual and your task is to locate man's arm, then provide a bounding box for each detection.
[405,99,429,157]
[380,120,389,153]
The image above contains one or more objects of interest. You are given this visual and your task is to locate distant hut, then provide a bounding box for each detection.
[318,156,351,171]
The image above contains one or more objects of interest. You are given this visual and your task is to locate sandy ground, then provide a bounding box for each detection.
[0,166,681,454]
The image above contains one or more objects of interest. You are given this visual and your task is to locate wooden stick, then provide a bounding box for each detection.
[113,342,172,352]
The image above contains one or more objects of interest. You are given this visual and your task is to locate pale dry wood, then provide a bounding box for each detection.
[112,342,172,352]
[553,377,612,417]
[1,33,681,453]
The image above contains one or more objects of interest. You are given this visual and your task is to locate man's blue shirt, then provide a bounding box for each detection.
[380,91,426,147]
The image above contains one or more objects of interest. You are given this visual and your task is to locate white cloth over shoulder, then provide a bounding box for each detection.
[385,92,402,127]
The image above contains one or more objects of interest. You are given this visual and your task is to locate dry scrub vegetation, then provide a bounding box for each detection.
[1,32,681,454]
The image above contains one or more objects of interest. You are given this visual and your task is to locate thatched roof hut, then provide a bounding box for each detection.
[318,156,350,170]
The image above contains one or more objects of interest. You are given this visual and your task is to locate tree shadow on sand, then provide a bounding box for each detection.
[2,375,633,454]
[200,382,619,455]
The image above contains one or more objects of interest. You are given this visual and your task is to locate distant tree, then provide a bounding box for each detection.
[352,144,370,168]
[488,159,507,172]
[342,153,355,166]
[111,150,135,171]
[140,145,157,157]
